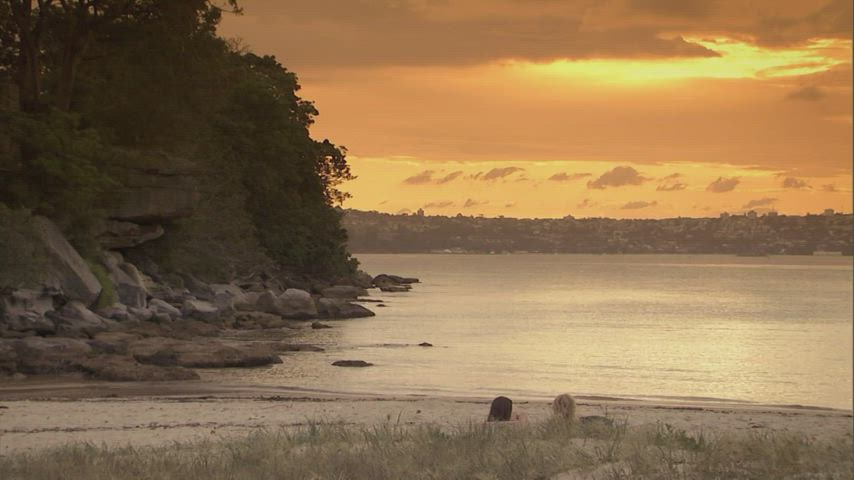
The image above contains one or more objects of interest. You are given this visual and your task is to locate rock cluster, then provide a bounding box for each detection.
[1,216,420,382]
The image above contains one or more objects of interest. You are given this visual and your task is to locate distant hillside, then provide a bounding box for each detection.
[342,209,854,255]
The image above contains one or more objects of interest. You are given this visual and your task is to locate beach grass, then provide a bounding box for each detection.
[1,416,851,479]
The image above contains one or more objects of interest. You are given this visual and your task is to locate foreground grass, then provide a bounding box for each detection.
[1,417,851,480]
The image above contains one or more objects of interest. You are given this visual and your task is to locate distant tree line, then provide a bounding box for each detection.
[343,210,854,256]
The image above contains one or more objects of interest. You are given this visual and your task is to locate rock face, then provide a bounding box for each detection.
[181,299,219,323]
[255,289,318,319]
[321,285,369,299]
[0,289,57,336]
[316,298,375,319]
[4,337,93,374]
[31,216,102,305]
[50,301,118,338]
[128,337,282,368]
[97,221,164,249]
[107,152,199,223]
[102,252,148,309]
[149,298,181,320]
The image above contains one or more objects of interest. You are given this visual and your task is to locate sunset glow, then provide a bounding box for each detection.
[219,0,853,219]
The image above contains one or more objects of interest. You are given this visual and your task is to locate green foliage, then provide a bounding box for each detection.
[0,109,117,251]
[1,0,358,281]
[88,262,117,309]
[0,205,48,288]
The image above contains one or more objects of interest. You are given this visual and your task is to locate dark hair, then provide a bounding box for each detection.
[487,396,513,421]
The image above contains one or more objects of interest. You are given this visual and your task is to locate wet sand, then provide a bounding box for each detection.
[1,378,851,455]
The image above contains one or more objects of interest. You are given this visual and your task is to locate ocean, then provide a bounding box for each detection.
[221,254,854,410]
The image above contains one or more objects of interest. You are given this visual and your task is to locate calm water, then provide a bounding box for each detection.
[223,254,854,409]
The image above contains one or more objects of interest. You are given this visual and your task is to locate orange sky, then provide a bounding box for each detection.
[219,0,852,218]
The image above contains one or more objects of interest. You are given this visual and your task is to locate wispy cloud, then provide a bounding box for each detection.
[587,166,649,189]
[782,177,810,189]
[621,200,658,209]
[549,172,592,182]
[706,177,740,193]
[743,197,777,209]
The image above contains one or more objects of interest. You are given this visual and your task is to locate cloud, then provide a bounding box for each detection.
[630,0,713,18]
[786,86,826,101]
[549,172,592,182]
[656,182,687,191]
[621,200,658,209]
[404,169,464,185]
[423,201,455,209]
[743,197,777,209]
[224,1,720,68]
[577,198,596,208]
[403,170,435,185]
[822,184,837,192]
[505,202,516,208]
[657,173,686,191]
[435,171,463,184]
[706,176,740,193]
[481,167,525,181]
[587,166,649,189]
[463,198,488,208]
[782,176,810,189]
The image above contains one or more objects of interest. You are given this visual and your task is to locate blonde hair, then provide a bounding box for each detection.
[552,394,577,420]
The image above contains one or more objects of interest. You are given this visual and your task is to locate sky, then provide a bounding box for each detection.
[219,0,852,219]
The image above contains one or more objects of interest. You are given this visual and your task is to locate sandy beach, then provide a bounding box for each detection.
[1,378,851,456]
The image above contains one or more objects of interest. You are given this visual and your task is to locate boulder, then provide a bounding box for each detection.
[87,331,142,355]
[101,252,148,309]
[97,220,164,249]
[170,318,221,338]
[234,291,262,312]
[0,341,17,373]
[181,299,220,323]
[233,311,296,330]
[11,336,93,374]
[379,285,410,293]
[128,306,154,322]
[50,301,118,337]
[128,337,282,368]
[321,285,369,299]
[31,216,102,305]
[96,303,130,321]
[1,288,57,335]
[332,360,373,367]
[78,355,199,381]
[255,289,317,319]
[311,321,332,329]
[149,298,181,320]
[210,283,242,311]
[317,298,375,319]
[373,274,419,288]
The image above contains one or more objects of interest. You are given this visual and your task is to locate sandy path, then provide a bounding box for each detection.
[0,380,851,455]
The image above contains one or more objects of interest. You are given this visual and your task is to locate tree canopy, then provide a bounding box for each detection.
[1,0,357,280]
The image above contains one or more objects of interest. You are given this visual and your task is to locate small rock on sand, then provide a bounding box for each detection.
[332,360,373,367]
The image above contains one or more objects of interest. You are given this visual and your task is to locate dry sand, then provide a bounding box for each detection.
[1,378,851,455]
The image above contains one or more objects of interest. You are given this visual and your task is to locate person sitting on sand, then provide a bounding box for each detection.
[552,393,577,422]
[487,396,513,421]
